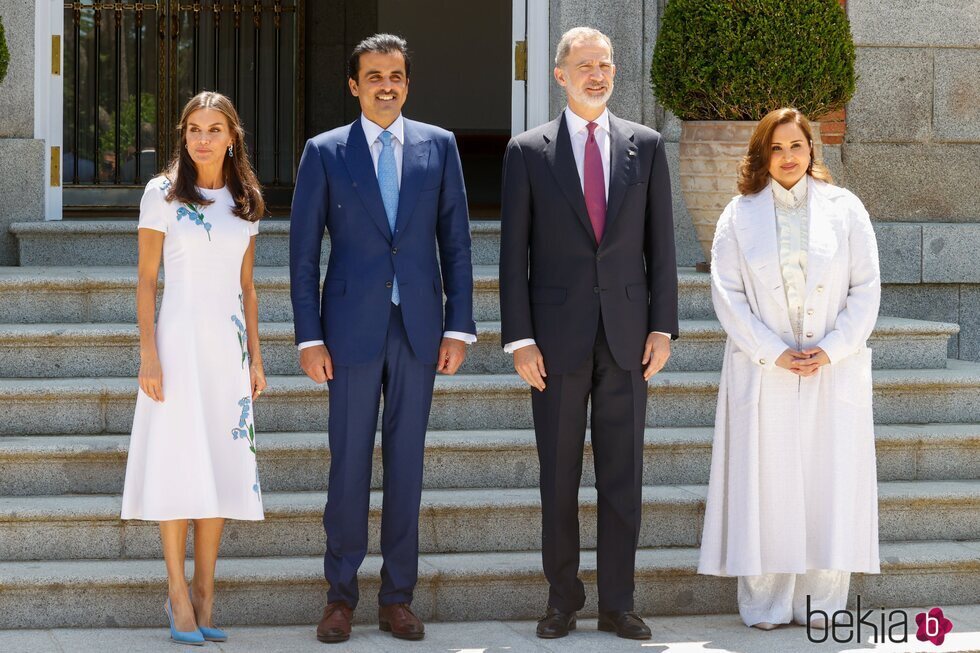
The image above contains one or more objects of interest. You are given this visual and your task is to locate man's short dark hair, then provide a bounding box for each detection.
[348,33,411,81]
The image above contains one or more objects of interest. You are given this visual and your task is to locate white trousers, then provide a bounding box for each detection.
[738,570,850,627]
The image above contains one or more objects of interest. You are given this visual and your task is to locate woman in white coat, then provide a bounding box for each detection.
[697,108,881,630]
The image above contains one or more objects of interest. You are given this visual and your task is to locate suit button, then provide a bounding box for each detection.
[392,247,398,255]
[597,253,603,261]
[759,359,767,366]
[817,285,824,293]
[806,332,813,338]
[385,281,393,288]
[807,309,814,316]
[593,286,600,294]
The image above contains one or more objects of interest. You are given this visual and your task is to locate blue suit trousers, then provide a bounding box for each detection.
[322,306,436,608]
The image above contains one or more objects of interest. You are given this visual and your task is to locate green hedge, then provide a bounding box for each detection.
[651,0,855,121]
[0,17,9,86]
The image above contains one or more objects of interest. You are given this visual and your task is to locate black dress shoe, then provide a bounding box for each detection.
[536,607,576,639]
[598,611,652,640]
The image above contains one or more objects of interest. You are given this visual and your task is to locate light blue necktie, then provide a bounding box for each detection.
[378,130,400,305]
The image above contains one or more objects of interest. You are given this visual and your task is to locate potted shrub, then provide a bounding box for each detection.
[651,0,855,270]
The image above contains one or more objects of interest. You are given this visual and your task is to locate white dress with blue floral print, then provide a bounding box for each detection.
[121,176,264,521]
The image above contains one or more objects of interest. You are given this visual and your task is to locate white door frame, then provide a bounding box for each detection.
[512,0,550,135]
[525,0,550,129]
[35,0,63,220]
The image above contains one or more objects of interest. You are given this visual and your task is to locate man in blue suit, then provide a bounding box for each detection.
[289,34,476,644]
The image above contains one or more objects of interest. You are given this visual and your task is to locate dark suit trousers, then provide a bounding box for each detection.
[323,306,436,608]
[532,318,647,613]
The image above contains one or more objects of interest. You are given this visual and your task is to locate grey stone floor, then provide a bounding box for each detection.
[1,606,979,653]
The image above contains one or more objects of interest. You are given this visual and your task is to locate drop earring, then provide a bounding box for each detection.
[228,144,234,158]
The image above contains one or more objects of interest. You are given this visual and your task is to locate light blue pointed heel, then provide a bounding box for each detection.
[198,624,228,642]
[190,589,228,642]
[165,599,205,646]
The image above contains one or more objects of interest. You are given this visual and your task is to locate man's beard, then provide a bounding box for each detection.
[568,84,613,108]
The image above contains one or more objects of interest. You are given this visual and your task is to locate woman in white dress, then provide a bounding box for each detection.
[121,91,266,645]
[698,108,881,630]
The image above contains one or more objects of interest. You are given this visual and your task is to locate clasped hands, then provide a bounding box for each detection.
[299,338,467,384]
[514,332,671,391]
[776,347,830,376]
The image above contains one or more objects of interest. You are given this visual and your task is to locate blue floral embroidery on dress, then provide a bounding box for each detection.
[231,397,255,452]
[232,293,248,368]
[176,203,213,241]
[231,396,261,498]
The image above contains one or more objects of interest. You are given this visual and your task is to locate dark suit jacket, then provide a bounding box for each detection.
[499,111,679,374]
[289,117,476,366]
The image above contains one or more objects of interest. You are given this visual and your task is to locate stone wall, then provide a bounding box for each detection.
[0,1,45,266]
[847,0,980,361]
[846,0,980,221]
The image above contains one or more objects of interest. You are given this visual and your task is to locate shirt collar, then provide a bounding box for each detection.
[563,106,610,136]
[771,174,808,208]
[361,113,405,146]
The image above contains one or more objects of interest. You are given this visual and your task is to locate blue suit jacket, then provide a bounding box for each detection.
[289,118,476,366]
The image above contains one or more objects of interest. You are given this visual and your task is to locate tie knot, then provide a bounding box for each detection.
[586,121,598,137]
[380,130,393,146]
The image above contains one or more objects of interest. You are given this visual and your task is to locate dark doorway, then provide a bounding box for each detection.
[304,0,512,218]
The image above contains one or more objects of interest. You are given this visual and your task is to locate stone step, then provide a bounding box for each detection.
[0,316,956,378]
[3,424,978,496]
[1,480,977,562]
[0,265,715,323]
[1,363,979,435]
[0,540,977,627]
[11,219,506,267]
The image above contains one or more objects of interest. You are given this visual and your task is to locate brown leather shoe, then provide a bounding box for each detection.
[378,602,425,640]
[316,601,353,644]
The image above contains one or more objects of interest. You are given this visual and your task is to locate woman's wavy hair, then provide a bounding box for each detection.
[163,91,265,222]
[737,107,833,196]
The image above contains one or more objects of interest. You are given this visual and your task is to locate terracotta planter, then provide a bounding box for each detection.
[679,120,822,269]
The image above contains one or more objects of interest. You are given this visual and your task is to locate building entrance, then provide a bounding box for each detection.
[62,0,301,214]
[62,1,532,217]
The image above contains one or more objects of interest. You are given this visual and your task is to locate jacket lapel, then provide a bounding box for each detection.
[804,178,842,300]
[603,113,638,239]
[394,120,431,244]
[340,119,393,242]
[544,114,597,244]
[734,189,790,316]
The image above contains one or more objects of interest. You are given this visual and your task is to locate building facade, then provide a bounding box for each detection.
[0,0,978,631]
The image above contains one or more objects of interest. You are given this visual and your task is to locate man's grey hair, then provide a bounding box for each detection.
[554,27,614,67]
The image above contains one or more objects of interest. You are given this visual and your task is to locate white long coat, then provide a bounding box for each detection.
[698,178,882,577]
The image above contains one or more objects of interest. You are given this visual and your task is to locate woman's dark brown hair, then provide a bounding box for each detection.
[163,91,265,222]
[736,107,833,196]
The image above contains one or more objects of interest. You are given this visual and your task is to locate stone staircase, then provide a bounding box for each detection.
[0,220,978,630]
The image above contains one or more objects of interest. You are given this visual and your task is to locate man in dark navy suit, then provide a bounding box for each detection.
[499,27,679,641]
[289,34,476,644]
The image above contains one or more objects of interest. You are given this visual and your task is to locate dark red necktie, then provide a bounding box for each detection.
[584,121,606,243]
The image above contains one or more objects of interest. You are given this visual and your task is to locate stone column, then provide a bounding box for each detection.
[0,1,45,265]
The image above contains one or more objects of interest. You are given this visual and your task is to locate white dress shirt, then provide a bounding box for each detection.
[771,176,809,343]
[298,113,475,351]
[504,106,669,354]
